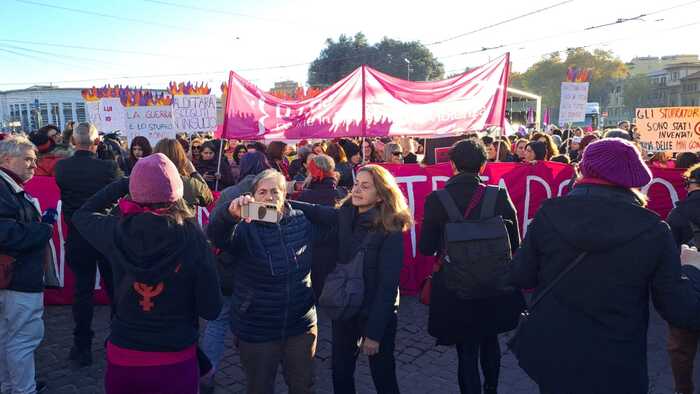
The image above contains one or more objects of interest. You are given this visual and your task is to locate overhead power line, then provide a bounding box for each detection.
[0,39,190,59]
[427,0,574,46]
[585,0,700,30]
[14,0,187,31]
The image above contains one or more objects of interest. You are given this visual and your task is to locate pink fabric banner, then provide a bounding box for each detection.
[28,163,685,304]
[222,55,510,139]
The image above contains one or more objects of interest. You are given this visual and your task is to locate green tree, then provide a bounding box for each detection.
[308,33,444,86]
[622,75,654,110]
[511,48,628,115]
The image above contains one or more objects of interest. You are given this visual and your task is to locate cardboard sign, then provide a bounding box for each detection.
[125,106,176,145]
[172,95,218,134]
[558,82,589,124]
[636,107,700,152]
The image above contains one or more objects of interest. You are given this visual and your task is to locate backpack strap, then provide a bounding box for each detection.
[436,189,464,222]
[479,186,499,219]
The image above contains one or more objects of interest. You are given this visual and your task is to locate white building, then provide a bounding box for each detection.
[0,86,88,132]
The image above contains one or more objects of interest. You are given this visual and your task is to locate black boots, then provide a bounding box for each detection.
[69,346,93,367]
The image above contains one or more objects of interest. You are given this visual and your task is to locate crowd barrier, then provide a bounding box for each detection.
[25,162,685,304]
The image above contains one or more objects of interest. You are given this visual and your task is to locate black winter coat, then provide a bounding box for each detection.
[297,177,347,298]
[508,184,700,393]
[335,161,354,189]
[54,150,122,223]
[207,203,316,343]
[667,189,700,246]
[418,172,524,345]
[72,179,222,352]
[0,169,53,292]
[195,157,235,190]
[291,201,404,342]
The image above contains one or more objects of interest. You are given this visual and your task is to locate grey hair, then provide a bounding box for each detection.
[72,122,99,147]
[384,142,403,162]
[311,154,335,173]
[0,134,37,161]
[251,169,287,194]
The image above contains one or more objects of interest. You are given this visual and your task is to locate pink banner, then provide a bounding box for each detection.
[222,55,510,139]
[27,163,685,304]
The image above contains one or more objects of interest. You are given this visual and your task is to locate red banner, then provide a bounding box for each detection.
[27,163,685,304]
[222,55,510,139]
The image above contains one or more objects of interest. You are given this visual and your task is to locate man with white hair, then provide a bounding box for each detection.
[55,122,123,367]
[0,135,55,394]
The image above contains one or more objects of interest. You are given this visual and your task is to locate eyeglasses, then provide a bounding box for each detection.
[192,146,201,151]
[391,151,402,156]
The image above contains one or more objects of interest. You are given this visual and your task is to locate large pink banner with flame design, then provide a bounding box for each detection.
[222,55,510,139]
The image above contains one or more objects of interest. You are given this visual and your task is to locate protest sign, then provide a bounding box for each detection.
[86,101,100,125]
[172,95,218,134]
[636,107,700,152]
[98,97,126,134]
[558,82,589,124]
[125,105,176,145]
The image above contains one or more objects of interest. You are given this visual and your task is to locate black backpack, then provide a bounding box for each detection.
[436,186,512,300]
[318,234,372,320]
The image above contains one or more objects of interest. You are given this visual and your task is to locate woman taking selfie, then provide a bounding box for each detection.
[292,165,412,394]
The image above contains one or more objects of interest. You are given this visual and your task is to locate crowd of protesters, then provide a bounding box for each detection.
[3,119,700,394]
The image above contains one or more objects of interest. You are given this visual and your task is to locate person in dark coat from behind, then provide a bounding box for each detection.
[665,163,700,394]
[55,122,123,366]
[72,154,222,394]
[418,139,524,394]
[297,154,347,299]
[508,138,700,394]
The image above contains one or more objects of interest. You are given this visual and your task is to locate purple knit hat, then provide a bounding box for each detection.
[129,153,184,204]
[580,138,652,188]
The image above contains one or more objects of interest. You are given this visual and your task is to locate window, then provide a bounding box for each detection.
[50,103,61,129]
[62,103,73,123]
[38,103,48,128]
[672,71,680,80]
[75,102,86,122]
[20,104,28,130]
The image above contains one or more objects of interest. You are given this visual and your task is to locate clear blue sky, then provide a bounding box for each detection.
[1,0,699,92]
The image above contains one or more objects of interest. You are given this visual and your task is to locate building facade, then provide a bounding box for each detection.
[605,55,700,125]
[0,86,87,132]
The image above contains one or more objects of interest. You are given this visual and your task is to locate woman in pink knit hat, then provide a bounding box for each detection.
[72,153,222,394]
[508,138,700,393]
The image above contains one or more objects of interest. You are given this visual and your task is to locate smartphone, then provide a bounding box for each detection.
[241,202,279,223]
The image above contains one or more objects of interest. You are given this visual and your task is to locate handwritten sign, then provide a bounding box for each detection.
[558,82,589,124]
[172,95,217,134]
[636,107,700,152]
[125,106,176,146]
[99,98,126,134]
[86,101,100,125]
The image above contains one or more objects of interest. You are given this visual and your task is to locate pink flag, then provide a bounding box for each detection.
[222,54,510,139]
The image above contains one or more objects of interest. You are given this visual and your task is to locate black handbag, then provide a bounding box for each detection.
[507,251,588,359]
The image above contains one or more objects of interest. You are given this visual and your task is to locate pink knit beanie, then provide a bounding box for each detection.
[579,138,652,188]
[129,153,184,204]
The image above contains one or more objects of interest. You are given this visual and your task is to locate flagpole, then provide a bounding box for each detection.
[214,139,225,191]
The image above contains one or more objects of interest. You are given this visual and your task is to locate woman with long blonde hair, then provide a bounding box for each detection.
[292,164,411,394]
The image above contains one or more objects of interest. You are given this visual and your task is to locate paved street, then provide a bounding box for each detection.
[37,297,697,394]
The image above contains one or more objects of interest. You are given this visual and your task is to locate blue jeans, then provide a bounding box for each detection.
[200,296,232,380]
[0,290,44,394]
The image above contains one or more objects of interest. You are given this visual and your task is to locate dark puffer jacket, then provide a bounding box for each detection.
[0,169,53,292]
[207,203,316,343]
[508,184,700,393]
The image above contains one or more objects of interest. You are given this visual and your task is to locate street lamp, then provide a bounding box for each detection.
[404,58,411,81]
